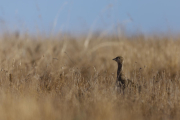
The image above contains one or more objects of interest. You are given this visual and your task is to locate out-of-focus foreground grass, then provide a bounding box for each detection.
[0,33,180,120]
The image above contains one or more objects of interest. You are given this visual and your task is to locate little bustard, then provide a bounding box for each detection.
[113,56,135,92]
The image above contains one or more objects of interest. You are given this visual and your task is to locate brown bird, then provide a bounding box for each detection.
[113,56,134,92]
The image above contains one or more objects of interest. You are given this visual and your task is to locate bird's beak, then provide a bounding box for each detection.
[113,58,116,61]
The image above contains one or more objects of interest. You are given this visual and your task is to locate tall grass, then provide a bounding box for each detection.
[0,33,180,120]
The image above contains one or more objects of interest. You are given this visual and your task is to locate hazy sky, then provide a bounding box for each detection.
[0,0,180,34]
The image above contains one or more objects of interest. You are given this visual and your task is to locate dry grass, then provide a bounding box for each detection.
[0,33,180,120]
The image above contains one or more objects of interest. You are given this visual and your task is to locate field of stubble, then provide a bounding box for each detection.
[0,34,180,120]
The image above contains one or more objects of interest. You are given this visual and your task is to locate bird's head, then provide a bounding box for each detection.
[113,56,124,64]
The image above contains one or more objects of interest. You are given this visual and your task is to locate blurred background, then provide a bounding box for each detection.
[0,1,180,120]
[0,0,180,35]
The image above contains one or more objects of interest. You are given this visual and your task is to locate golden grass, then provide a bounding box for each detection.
[0,33,180,120]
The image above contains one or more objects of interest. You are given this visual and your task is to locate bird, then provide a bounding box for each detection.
[113,56,135,93]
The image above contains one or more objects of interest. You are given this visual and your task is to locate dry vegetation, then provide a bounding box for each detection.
[0,33,180,120]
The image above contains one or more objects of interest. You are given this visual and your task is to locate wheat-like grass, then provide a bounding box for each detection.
[0,34,179,120]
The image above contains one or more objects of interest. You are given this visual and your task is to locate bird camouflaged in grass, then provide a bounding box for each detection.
[113,56,139,93]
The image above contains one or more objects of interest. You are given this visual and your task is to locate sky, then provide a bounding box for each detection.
[0,0,180,35]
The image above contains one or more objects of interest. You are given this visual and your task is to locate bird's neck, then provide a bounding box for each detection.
[117,62,123,78]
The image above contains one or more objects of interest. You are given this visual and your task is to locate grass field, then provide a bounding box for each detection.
[0,33,180,120]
